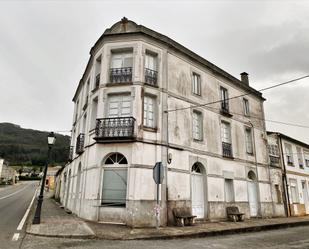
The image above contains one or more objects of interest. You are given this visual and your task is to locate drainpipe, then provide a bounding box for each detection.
[279,134,291,217]
[249,121,261,217]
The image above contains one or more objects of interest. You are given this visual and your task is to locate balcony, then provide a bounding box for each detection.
[95,73,100,89]
[109,67,132,84]
[269,155,280,166]
[222,142,233,158]
[68,146,74,162]
[145,68,158,86]
[76,133,85,154]
[94,117,135,142]
[220,101,232,117]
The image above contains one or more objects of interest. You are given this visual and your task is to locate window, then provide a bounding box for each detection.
[143,95,156,128]
[107,95,131,118]
[220,87,229,113]
[290,179,299,203]
[243,98,250,116]
[74,99,79,123]
[90,98,98,130]
[145,53,158,85]
[225,179,234,202]
[192,111,203,140]
[221,121,232,157]
[111,52,133,69]
[84,80,90,108]
[192,73,201,95]
[102,153,128,207]
[285,143,294,165]
[110,51,133,83]
[268,144,279,157]
[297,147,304,169]
[245,128,253,154]
[94,56,101,89]
[304,151,309,167]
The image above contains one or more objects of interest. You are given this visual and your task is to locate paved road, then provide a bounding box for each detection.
[0,181,38,249]
[21,225,309,249]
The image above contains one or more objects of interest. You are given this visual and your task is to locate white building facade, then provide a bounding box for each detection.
[59,18,274,227]
[267,132,309,217]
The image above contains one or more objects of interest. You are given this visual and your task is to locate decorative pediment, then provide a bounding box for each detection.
[104,17,139,34]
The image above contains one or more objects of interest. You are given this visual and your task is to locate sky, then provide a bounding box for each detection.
[0,0,308,143]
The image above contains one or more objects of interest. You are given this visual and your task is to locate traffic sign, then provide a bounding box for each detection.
[153,162,164,184]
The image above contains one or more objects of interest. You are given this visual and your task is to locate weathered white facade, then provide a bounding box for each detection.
[267,132,309,217]
[59,18,274,227]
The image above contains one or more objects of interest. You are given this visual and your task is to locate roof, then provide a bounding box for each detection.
[73,17,265,101]
[267,131,309,150]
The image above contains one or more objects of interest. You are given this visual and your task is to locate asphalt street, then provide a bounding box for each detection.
[21,225,309,249]
[0,181,38,249]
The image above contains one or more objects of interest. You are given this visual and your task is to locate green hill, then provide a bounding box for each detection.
[0,123,70,166]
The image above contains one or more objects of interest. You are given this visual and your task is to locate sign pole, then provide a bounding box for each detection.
[153,162,164,230]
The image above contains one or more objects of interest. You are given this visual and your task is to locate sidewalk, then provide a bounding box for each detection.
[27,196,309,240]
[26,194,95,239]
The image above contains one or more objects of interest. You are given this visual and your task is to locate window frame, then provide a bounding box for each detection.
[243,98,250,116]
[245,127,253,155]
[192,110,203,141]
[224,178,235,203]
[192,72,201,96]
[143,95,157,129]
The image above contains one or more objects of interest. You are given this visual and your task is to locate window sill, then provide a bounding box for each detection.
[106,82,133,87]
[144,82,159,88]
[220,110,233,118]
[92,87,99,93]
[246,152,254,156]
[193,138,204,143]
[222,155,234,160]
[143,126,157,132]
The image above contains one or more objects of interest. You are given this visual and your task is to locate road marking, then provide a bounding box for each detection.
[12,233,19,241]
[17,187,38,231]
[0,184,29,200]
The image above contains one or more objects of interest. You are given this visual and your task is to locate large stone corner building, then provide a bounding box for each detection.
[59,17,274,227]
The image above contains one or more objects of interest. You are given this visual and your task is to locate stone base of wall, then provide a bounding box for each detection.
[290,203,306,216]
[260,202,273,218]
[272,203,286,217]
[167,200,192,226]
[208,202,250,220]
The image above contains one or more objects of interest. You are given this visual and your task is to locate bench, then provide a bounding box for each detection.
[226,206,245,222]
[173,207,197,226]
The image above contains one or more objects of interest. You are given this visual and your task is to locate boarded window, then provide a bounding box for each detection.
[245,128,253,154]
[192,73,201,95]
[192,111,203,140]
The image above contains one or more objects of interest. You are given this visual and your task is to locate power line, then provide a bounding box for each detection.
[204,106,309,129]
[165,74,309,113]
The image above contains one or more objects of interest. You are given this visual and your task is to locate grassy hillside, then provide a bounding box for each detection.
[0,123,70,166]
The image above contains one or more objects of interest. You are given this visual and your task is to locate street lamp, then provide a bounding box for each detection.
[33,132,56,224]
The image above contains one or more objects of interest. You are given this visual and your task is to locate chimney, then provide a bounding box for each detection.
[240,72,249,85]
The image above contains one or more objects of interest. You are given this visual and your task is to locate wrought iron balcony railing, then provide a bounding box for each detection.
[269,155,280,166]
[76,133,85,154]
[221,101,230,114]
[68,146,74,161]
[109,67,132,83]
[222,142,233,158]
[145,68,158,86]
[95,73,100,89]
[95,117,135,141]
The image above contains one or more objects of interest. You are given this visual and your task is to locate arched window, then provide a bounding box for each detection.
[248,170,257,181]
[105,153,128,165]
[102,153,128,207]
[192,162,202,174]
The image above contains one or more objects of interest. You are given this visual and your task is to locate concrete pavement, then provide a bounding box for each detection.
[26,196,309,240]
[0,181,38,249]
[20,225,309,249]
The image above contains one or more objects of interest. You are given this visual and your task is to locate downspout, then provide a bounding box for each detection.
[249,121,261,217]
[279,135,291,217]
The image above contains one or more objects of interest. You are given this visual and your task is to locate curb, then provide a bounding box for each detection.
[25,231,96,240]
[131,220,309,240]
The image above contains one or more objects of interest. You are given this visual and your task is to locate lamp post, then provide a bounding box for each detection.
[33,132,56,224]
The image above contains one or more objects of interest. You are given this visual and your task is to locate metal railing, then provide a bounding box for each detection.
[145,68,158,86]
[68,146,74,161]
[269,155,280,165]
[76,133,85,154]
[109,67,132,83]
[95,117,135,140]
[221,101,229,114]
[95,73,100,89]
[222,142,233,158]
